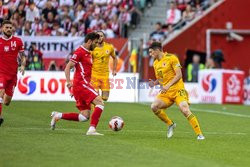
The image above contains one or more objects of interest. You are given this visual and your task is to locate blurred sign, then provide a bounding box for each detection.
[13,72,139,102]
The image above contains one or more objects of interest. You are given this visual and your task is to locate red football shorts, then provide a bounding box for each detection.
[73,83,98,110]
[0,74,17,97]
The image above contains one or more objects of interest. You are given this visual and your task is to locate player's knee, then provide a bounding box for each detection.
[4,101,10,106]
[94,96,104,106]
[151,103,158,113]
[102,96,108,102]
[180,105,190,117]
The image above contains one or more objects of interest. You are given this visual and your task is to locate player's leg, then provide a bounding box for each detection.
[100,77,110,101]
[86,96,104,135]
[90,77,101,110]
[151,94,174,126]
[151,95,176,138]
[176,98,205,140]
[51,109,90,130]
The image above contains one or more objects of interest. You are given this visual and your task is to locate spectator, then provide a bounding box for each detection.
[48,60,58,71]
[182,4,195,25]
[59,0,74,7]
[46,12,56,28]
[34,0,47,9]
[166,2,181,26]
[42,1,58,22]
[109,14,120,36]
[27,44,43,70]
[0,0,9,23]
[205,57,216,69]
[68,25,79,37]
[51,22,64,36]
[41,21,52,36]
[74,3,85,23]
[119,6,131,37]
[186,54,205,82]
[26,2,40,22]
[89,14,104,30]
[16,3,26,20]
[101,23,115,38]
[21,21,34,36]
[149,22,165,42]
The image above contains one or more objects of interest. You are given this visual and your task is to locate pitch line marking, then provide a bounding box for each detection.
[2,127,247,135]
[139,103,250,118]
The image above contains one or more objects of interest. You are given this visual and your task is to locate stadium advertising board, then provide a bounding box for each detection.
[199,70,222,103]
[13,72,139,102]
[138,82,200,103]
[222,71,244,104]
[199,69,245,104]
[22,36,84,59]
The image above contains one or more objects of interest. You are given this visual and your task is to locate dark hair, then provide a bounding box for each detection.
[84,32,100,43]
[149,42,162,50]
[96,30,106,37]
[2,20,12,26]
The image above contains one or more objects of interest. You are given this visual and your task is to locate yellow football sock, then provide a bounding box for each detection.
[154,109,173,126]
[187,114,202,135]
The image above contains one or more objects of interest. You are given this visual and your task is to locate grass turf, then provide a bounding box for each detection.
[0,101,250,167]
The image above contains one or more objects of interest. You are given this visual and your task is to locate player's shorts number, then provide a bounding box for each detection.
[178,89,187,97]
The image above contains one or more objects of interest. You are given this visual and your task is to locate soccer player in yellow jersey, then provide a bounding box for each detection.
[91,31,117,101]
[148,42,205,140]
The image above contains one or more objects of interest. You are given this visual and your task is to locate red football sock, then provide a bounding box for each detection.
[62,113,79,121]
[90,105,104,128]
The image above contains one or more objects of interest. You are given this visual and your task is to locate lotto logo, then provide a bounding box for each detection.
[18,76,36,95]
[202,74,217,93]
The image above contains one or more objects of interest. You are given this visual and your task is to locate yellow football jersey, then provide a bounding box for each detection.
[92,42,115,75]
[153,53,185,90]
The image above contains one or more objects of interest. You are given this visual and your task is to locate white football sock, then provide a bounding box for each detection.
[78,114,88,122]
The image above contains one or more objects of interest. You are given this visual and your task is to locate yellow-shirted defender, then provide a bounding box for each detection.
[148,42,205,140]
[91,31,117,101]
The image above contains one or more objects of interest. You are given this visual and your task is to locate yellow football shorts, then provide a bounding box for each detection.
[91,73,110,91]
[157,88,190,107]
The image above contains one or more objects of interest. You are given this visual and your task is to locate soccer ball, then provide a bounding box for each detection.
[109,116,124,131]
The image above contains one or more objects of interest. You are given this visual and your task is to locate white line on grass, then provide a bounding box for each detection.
[139,103,250,119]
[3,127,247,135]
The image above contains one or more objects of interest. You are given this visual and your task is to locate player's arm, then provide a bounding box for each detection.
[19,51,26,76]
[65,61,75,89]
[161,68,182,92]
[111,46,117,76]
[161,56,182,92]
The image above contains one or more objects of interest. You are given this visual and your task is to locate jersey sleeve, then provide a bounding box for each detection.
[19,39,25,52]
[70,50,82,64]
[171,55,182,70]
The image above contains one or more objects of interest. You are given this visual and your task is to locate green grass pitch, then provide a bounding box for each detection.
[0,101,250,167]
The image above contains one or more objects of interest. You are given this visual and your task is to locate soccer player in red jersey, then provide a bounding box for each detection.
[0,20,26,126]
[50,32,105,135]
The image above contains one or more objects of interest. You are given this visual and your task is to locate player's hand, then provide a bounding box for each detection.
[112,71,117,76]
[20,66,25,76]
[160,85,170,93]
[66,81,73,89]
[149,79,155,88]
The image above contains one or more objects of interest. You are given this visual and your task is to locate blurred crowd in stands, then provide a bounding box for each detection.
[149,0,218,43]
[0,0,153,38]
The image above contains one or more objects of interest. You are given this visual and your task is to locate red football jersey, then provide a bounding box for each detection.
[70,46,92,86]
[0,36,24,75]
